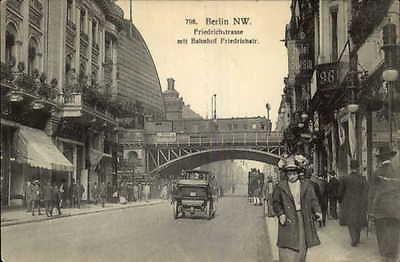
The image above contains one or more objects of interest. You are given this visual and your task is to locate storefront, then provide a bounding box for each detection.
[3,124,73,207]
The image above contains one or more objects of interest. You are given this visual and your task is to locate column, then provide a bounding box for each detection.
[99,28,105,83]
[73,144,77,182]
[0,2,6,63]
[112,38,118,93]
[87,18,92,85]
[20,0,30,70]
[75,6,81,74]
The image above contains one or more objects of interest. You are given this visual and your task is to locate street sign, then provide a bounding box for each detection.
[316,62,338,91]
[156,132,177,143]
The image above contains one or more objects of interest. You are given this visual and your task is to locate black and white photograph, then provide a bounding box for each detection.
[1,0,400,261]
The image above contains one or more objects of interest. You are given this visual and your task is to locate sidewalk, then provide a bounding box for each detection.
[1,199,165,227]
[265,216,383,262]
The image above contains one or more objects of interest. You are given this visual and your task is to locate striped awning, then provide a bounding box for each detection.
[16,126,74,172]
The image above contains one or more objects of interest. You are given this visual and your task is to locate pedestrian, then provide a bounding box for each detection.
[337,159,368,247]
[370,146,400,262]
[59,182,65,208]
[31,180,42,216]
[133,183,138,202]
[327,171,339,219]
[119,182,128,204]
[71,180,79,208]
[99,182,106,207]
[78,182,84,208]
[25,181,33,213]
[43,181,53,217]
[51,184,62,216]
[112,184,118,203]
[310,174,328,227]
[92,182,99,204]
[272,156,322,262]
[106,182,112,202]
[144,183,150,202]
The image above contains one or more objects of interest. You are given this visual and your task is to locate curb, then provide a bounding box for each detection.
[265,215,279,262]
[1,201,164,228]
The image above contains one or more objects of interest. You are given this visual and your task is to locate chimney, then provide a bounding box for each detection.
[167,78,175,90]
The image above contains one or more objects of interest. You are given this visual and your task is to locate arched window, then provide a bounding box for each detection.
[28,38,39,75]
[5,23,17,67]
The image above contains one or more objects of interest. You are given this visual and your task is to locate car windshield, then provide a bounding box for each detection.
[183,171,208,180]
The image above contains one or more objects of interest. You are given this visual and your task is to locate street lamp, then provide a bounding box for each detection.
[265,103,271,151]
[381,19,399,147]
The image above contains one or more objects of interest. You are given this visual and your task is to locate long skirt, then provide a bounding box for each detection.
[375,218,400,260]
[279,211,307,262]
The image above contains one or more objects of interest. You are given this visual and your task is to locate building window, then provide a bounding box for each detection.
[66,0,73,23]
[92,20,97,44]
[5,23,17,67]
[28,38,38,75]
[91,70,98,84]
[330,8,338,62]
[80,9,86,33]
[105,36,112,63]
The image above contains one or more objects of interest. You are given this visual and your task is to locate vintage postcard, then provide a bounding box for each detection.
[1,0,399,261]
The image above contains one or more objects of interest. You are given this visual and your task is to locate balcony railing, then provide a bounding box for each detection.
[59,91,117,124]
[66,20,76,48]
[30,0,43,11]
[92,43,99,64]
[29,2,43,29]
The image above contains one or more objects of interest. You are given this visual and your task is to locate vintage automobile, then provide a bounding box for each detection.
[171,170,217,219]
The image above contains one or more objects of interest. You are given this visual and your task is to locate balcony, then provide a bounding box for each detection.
[1,64,60,128]
[80,32,89,57]
[92,43,99,65]
[66,20,76,48]
[59,86,118,126]
[7,0,23,13]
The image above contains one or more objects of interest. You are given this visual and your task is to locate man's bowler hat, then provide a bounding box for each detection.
[350,160,359,170]
[376,145,397,159]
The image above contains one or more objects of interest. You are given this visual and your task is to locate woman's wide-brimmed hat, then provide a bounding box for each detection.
[376,145,397,159]
[280,155,306,172]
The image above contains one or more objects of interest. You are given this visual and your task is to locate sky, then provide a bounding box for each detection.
[117,0,290,127]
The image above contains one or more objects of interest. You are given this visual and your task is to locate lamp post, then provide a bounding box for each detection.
[266,103,271,151]
[381,19,399,147]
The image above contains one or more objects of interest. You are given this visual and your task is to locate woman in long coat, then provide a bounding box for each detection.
[272,165,321,262]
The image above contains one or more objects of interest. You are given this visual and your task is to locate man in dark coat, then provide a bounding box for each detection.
[106,182,112,202]
[51,184,62,216]
[370,146,400,262]
[338,159,368,247]
[71,181,79,208]
[272,157,322,262]
[327,171,339,219]
[310,174,328,227]
[43,181,53,217]
[31,180,42,216]
[99,182,106,208]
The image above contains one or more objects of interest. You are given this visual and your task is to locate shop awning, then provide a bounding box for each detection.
[16,126,74,172]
